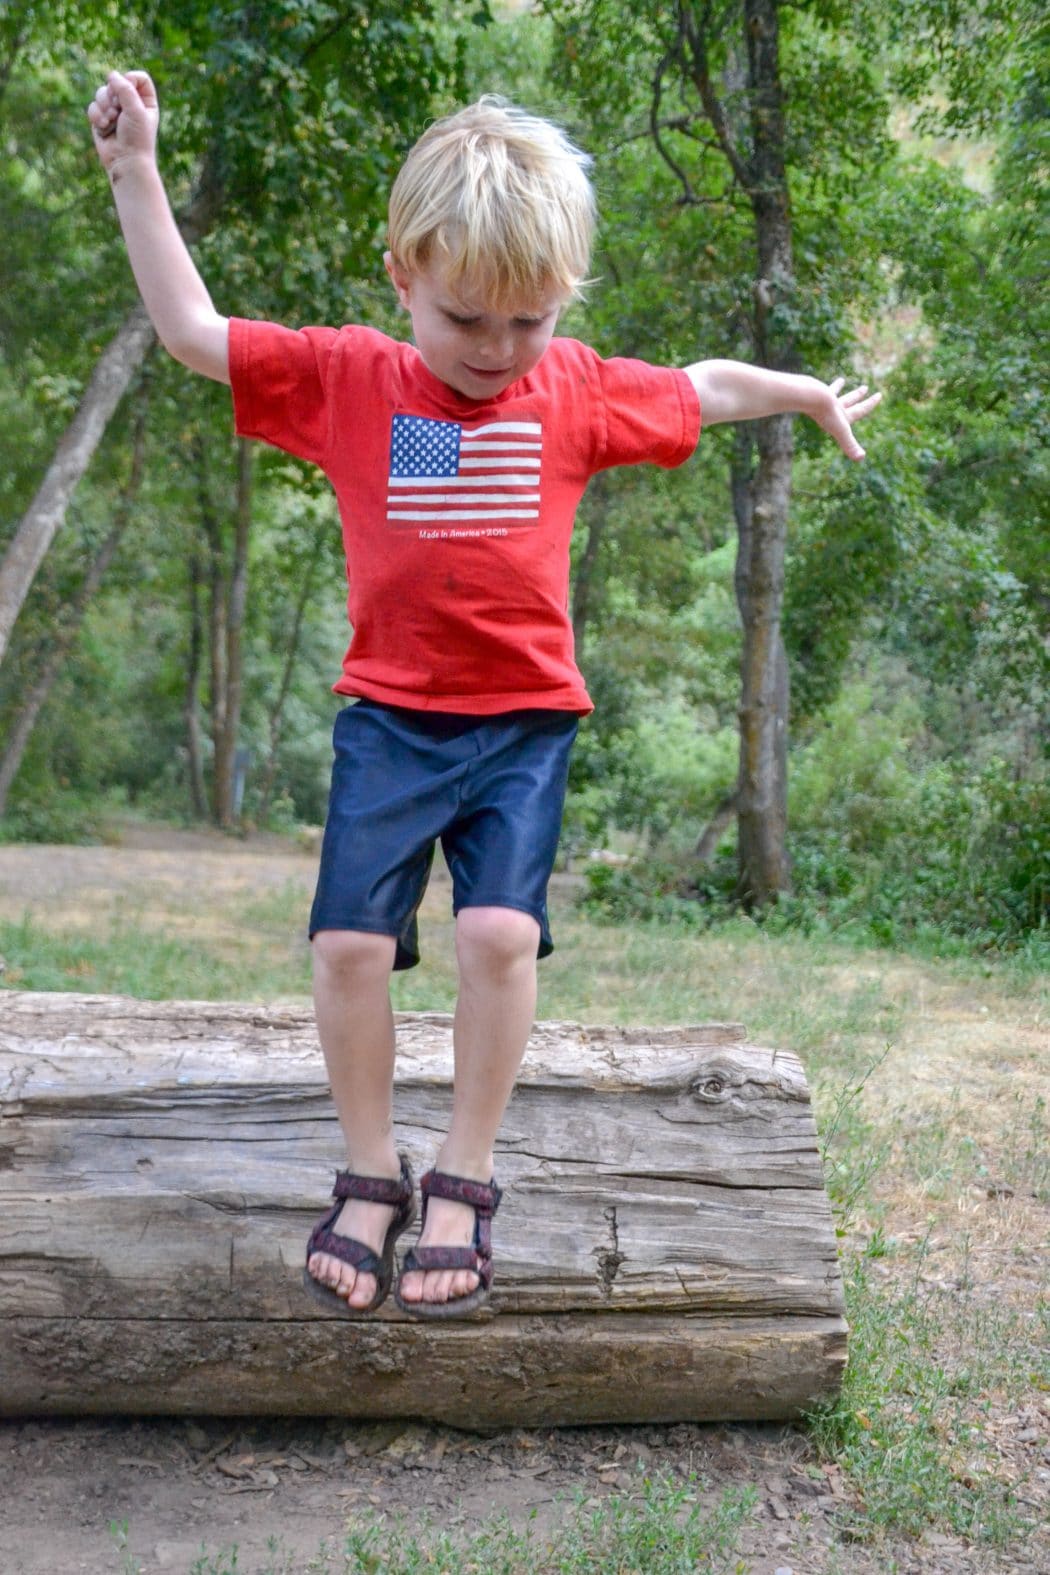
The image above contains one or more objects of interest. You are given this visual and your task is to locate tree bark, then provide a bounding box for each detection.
[732,0,797,903]
[217,439,253,828]
[0,173,222,671]
[571,473,611,652]
[194,436,253,828]
[693,789,738,864]
[672,0,797,906]
[0,388,151,816]
[193,432,230,825]
[0,306,156,668]
[735,417,793,901]
[183,542,209,820]
[0,993,847,1424]
[258,532,325,821]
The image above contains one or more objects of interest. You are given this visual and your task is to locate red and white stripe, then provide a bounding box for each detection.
[387,420,543,526]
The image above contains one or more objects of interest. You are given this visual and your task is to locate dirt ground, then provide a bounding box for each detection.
[0,827,1046,1575]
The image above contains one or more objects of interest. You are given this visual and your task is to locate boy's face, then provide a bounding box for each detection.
[385,254,565,401]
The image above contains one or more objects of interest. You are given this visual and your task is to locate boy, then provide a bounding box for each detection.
[88,70,879,1321]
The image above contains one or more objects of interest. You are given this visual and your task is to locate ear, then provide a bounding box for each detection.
[384,251,413,310]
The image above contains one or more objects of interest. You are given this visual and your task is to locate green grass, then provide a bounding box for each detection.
[110,1474,758,1574]
[0,910,314,999]
[807,1245,1044,1548]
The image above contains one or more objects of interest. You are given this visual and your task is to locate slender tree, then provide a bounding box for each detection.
[0,376,152,814]
[0,0,472,667]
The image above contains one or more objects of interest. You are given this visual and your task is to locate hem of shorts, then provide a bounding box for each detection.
[309,917,402,939]
[308,917,421,970]
[452,896,554,958]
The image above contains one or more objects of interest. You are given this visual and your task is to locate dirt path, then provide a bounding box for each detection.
[1,828,1045,1575]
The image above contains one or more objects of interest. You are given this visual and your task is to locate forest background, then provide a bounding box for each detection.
[0,0,1046,960]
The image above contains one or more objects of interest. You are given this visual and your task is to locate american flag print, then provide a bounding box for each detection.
[387,414,542,531]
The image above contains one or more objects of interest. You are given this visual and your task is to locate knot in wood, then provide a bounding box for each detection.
[692,1073,730,1103]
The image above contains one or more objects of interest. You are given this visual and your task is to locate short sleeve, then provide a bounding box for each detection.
[592,351,701,473]
[228,317,341,468]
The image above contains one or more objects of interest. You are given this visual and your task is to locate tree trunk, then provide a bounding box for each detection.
[194,436,254,829]
[193,433,230,825]
[0,993,847,1424]
[668,1,797,905]
[571,481,610,653]
[0,174,222,671]
[0,390,151,817]
[258,533,325,821]
[735,416,793,902]
[693,788,738,863]
[733,0,797,904]
[216,439,253,828]
[183,542,209,820]
[0,306,156,667]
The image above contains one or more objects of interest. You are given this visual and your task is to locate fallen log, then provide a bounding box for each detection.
[0,992,846,1425]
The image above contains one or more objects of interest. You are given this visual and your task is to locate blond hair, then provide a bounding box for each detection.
[388,97,596,310]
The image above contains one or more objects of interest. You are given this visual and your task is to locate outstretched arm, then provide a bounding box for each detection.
[685,359,881,461]
[88,71,230,385]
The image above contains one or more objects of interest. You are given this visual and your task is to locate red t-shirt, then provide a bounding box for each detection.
[229,320,700,713]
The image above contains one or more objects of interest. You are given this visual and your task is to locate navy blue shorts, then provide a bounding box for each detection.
[310,700,579,970]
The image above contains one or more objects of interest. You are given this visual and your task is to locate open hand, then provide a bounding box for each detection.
[816,377,883,461]
[87,70,159,173]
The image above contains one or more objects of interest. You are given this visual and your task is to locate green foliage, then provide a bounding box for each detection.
[2,0,1046,957]
[579,661,1048,954]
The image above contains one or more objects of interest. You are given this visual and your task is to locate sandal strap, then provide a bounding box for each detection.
[419,1168,502,1215]
[402,1243,495,1291]
[408,1169,502,1291]
[332,1155,413,1207]
[307,1209,381,1275]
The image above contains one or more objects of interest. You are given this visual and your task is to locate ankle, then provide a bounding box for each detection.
[345,1143,402,1180]
[433,1142,495,1183]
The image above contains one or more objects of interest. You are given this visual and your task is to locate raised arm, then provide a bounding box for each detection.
[685,359,881,461]
[88,71,230,385]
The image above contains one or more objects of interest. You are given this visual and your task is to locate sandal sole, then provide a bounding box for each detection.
[393,1284,491,1320]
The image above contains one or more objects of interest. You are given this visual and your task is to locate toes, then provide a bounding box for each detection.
[308,1252,376,1306]
[397,1270,419,1303]
[345,1270,378,1307]
[399,1267,479,1305]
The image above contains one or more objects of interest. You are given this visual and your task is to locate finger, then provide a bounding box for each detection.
[846,391,883,422]
[110,68,157,115]
[124,69,158,109]
[107,69,148,117]
[828,375,846,395]
[840,384,869,406]
[88,98,118,140]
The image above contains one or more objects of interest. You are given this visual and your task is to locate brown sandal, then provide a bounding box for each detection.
[303,1155,416,1316]
[394,1169,503,1320]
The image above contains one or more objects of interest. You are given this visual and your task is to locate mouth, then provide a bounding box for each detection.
[464,365,511,380]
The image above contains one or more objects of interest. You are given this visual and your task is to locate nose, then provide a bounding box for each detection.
[475,324,513,367]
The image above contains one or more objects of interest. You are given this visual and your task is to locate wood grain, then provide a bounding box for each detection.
[0,992,847,1423]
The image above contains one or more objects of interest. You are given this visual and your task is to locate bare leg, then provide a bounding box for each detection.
[398,905,539,1308]
[307,928,402,1309]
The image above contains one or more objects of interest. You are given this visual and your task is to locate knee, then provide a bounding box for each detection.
[312,928,395,988]
[456,906,539,977]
